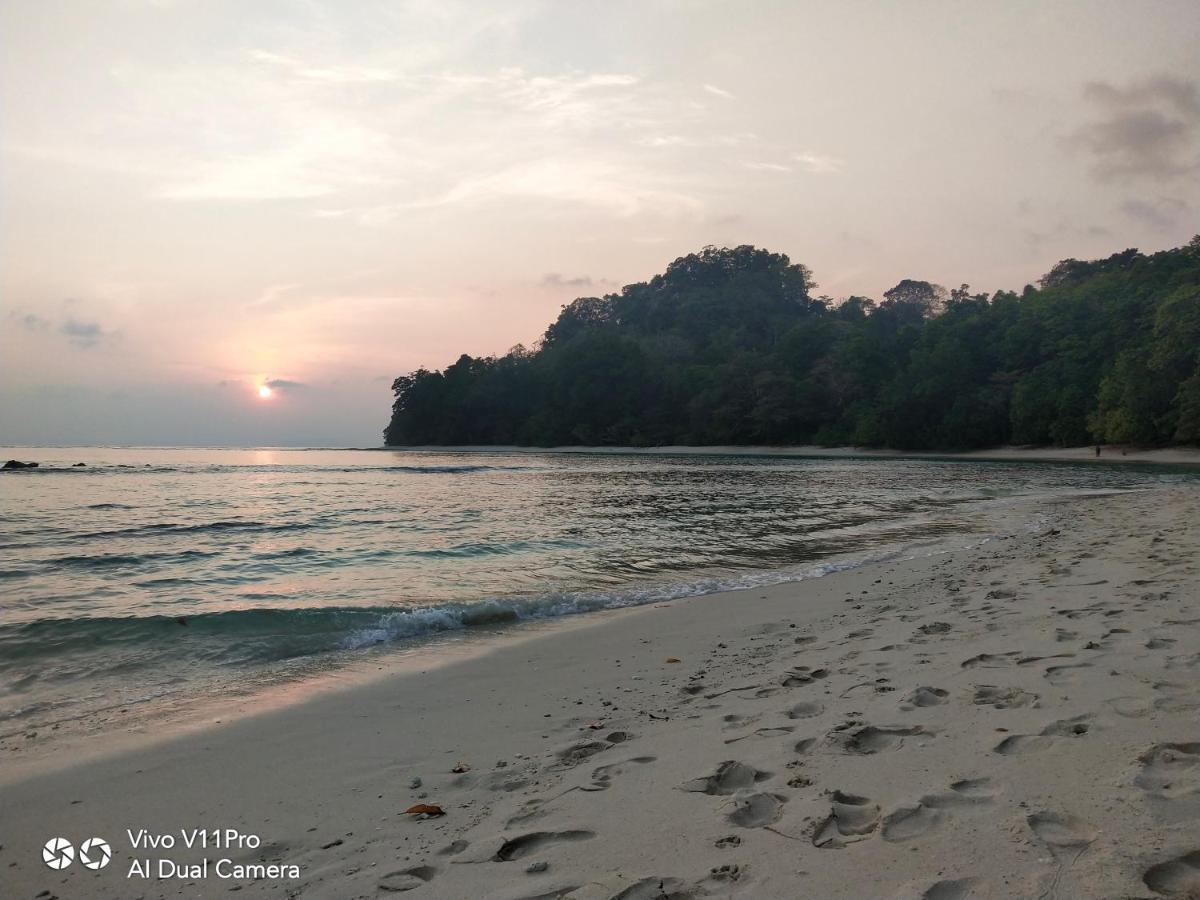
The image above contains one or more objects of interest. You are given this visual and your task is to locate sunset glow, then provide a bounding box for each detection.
[258,385,273,400]
[0,2,1196,447]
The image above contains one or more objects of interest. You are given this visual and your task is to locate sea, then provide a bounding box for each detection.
[2,447,1194,742]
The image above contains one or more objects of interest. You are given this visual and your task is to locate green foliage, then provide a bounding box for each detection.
[383,239,1200,449]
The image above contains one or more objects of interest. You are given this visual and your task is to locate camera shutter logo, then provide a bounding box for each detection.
[42,837,74,870]
[80,837,112,870]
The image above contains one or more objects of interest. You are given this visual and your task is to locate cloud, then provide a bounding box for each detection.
[13,312,51,332]
[59,317,113,349]
[742,153,843,175]
[249,49,397,85]
[540,273,594,289]
[8,307,116,348]
[1072,76,1200,181]
[792,152,844,174]
[703,84,735,100]
[157,109,394,201]
[1121,196,1190,230]
[640,134,692,148]
[360,157,703,219]
[249,282,303,310]
[139,60,689,215]
[743,161,792,173]
[264,378,307,391]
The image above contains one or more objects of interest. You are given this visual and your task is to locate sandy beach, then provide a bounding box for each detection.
[3,486,1199,899]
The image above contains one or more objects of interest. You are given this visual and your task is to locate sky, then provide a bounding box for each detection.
[2,0,1198,446]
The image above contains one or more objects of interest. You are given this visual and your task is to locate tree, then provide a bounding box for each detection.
[881,279,949,320]
[384,239,1200,449]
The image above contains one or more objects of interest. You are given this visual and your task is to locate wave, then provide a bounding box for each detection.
[3,463,520,476]
[0,535,982,680]
[52,548,219,570]
[76,519,317,540]
[0,465,181,474]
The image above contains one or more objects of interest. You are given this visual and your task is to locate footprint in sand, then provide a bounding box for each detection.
[591,875,694,900]
[882,803,944,842]
[1026,811,1098,860]
[812,790,880,848]
[882,778,996,843]
[1040,715,1094,737]
[901,686,949,710]
[587,756,656,792]
[722,712,762,731]
[917,876,984,900]
[1044,662,1093,685]
[681,760,770,795]
[724,725,794,744]
[1135,743,1200,800]
[961,652,1018,669]
[1153,681,1200,713]
[993,734,1049,755]
[780,666,829,687]
[1164,653,1200,672]
[994,715,1092,755]
[793,737,817,754]
[556,739,612,766]
[727,791,786,828]
[481,769,533,792]
[916,622,953,637]
[493,830,596,862]
[1017,653,1075,666]
[785,701,824,719]
[1106,695,1153,718]
[973,685,1038,709]
[378,865,437,892]
[924,778,997,808]
[706,863,744,884]
[837,724,930,754]
[507,799,550,827]
[1143,849,1200,897]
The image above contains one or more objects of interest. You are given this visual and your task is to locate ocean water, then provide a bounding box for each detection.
[0,447,1191,738]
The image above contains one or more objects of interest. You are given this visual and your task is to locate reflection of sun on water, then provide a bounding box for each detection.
[258,385,273,399]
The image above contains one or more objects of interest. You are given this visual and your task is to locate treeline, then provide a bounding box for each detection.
[384,238,1200,449]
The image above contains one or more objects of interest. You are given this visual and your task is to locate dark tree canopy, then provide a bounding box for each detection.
[384,239,1200,450]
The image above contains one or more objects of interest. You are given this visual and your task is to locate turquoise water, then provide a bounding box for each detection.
[0,447,1191,736]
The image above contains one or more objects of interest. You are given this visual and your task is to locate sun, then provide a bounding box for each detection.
[257,384,273,399]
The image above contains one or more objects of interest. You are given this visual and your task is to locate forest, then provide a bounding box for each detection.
[384,237,1200,450]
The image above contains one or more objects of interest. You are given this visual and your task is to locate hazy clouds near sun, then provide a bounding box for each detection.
[2,0,1198,445]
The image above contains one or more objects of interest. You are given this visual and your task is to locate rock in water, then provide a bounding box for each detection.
[2,460,38,469]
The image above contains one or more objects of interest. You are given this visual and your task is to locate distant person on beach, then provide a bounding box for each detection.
[1096,445,1102,457]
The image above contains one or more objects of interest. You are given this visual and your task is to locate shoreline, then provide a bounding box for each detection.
[379,443,1200,467]
[1,509,1002,784]
[4,443,1200,468]
[3,485,1198,898]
